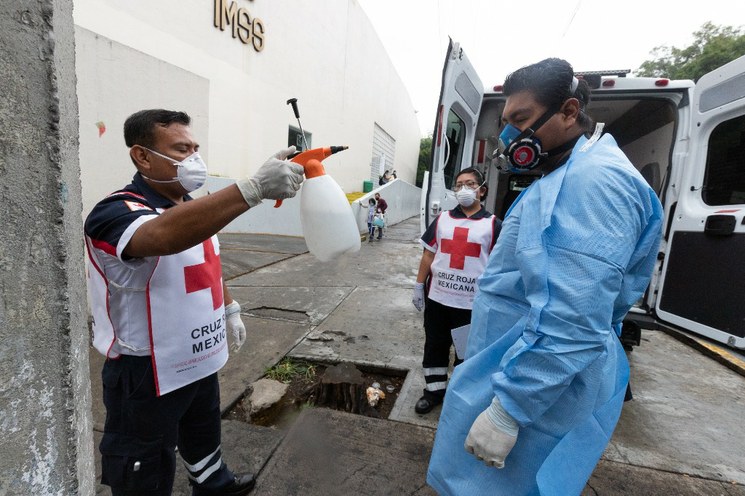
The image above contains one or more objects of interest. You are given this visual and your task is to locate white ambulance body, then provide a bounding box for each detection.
[423,40,745,349]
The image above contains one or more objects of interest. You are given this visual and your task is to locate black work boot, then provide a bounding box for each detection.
[193,473,255,496]
[415,390,444,414]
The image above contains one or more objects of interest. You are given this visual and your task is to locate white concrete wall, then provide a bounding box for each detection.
[74,0,421,220]
[202,177,421,237]
[204,176,304,236]
[351,180,423,233]
[75,27,211,215]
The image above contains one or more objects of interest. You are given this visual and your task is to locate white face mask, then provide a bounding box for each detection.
[455,186,479,207]
[141,147,208,193]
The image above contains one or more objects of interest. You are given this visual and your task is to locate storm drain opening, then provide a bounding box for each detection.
[244,306,310,323]
[225,358,406,430]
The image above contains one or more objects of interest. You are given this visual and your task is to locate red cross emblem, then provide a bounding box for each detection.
[184,238,223,310]
[440,227,481,270]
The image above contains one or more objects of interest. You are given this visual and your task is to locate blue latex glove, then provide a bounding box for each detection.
[464,397,518,468]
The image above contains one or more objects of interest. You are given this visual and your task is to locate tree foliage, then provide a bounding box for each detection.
[636,22,745,81]
[416,135,433,187]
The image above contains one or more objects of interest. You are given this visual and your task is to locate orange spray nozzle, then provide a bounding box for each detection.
[273,146,348,208]
[303,159,325,178]
[290,146,348,166]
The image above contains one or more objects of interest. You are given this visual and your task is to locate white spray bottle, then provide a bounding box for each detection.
[278,98,361,261]
[298,156,361,261]
[272,147,360,261]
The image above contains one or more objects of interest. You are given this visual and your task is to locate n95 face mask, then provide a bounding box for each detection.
[142,148,208,192]
[455,186,479,207]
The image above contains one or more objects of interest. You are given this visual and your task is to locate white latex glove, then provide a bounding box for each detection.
[412,282,425,311]
[225,301,246,352]
[464,398,518,469]
[236,146,305,207]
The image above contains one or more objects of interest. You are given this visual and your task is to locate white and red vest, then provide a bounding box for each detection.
[87,233,228,396]
[426,212,496,309]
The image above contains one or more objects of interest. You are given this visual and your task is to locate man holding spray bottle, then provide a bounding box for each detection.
[85,109,304,495]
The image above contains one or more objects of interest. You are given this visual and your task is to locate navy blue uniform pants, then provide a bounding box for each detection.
[422,296,471,398]
[100,355,233,495]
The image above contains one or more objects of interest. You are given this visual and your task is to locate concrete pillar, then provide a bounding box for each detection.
[0,1,94,494]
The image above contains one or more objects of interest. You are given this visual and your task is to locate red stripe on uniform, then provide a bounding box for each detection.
[90,238,118,257]
[429,214,442,247]
[106,190,147,201]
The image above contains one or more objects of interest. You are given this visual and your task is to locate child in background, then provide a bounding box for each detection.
[366,198,377,242]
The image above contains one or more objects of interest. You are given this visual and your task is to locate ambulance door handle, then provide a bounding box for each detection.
[442,133,451,170]
[704,214,736,236]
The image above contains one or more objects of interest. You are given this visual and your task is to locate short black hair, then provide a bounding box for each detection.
[123,109,191,148]
[457,167,485,184]
[503,58,593,131]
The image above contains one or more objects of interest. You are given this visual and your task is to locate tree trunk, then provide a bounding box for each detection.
[310,362,377,416]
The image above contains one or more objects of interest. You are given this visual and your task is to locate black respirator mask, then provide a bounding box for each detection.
[493,109,556,172]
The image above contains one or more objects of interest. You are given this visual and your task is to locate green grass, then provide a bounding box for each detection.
[264,358,317,384]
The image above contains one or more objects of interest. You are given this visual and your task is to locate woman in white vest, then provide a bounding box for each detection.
[411,167,502,414]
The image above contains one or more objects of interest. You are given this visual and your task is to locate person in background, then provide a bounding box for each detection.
[412,167,501,414]
[85,109,304,496]
[379,169,391,185]
[427,58,663,495]
[374,192,388,240]
[366,197,377,242]
[391,169,398,179]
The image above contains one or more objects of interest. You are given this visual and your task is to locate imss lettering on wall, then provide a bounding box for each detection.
[214,0,265,51]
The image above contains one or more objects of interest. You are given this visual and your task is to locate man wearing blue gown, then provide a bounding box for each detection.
[427,58,663,495]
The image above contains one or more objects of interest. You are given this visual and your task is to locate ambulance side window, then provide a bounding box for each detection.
[443,109,465,190]
[702,114,745,206]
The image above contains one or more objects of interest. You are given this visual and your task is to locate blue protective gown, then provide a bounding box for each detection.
[427,134,663,496]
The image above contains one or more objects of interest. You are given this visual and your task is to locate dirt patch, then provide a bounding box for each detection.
[225,360,406,429]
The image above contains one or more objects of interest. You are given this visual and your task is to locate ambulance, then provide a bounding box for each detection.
[422,40,745,349]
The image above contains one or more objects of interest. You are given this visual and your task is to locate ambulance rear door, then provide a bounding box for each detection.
[423,39,484,232]
[655,54,745,349]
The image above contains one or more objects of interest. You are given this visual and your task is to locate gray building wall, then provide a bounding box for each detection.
[0,1,94,494]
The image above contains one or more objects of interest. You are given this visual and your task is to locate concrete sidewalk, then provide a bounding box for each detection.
[91,216,745,495]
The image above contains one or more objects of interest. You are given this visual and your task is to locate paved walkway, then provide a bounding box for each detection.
[90,216,745,495]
